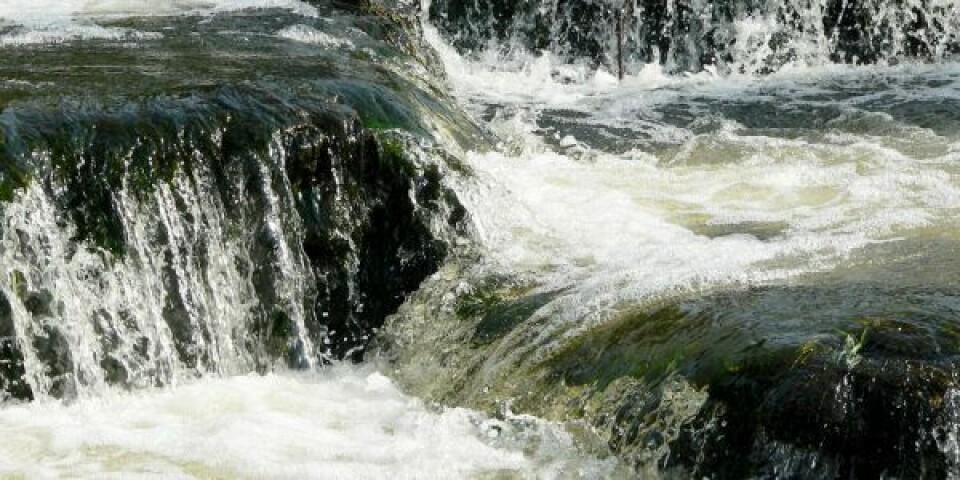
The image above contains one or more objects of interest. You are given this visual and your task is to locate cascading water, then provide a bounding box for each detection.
[0,1,626,476]
[4,0,960,477]
[428,0,960,74]
[377,0,960,478]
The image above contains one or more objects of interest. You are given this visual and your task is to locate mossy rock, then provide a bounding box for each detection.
[382,275,960,477]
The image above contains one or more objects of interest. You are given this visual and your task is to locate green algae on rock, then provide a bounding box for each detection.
[377,260,960,477]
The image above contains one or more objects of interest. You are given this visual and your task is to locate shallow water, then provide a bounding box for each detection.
[0,2,621,476]
[0,0,318,45]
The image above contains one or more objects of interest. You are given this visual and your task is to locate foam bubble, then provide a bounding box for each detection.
[0,24,162,46]
[0,0,317,22]
[421,23,721,108]
[458,114,960,311]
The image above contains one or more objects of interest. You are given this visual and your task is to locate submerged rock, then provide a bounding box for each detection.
[378,262,960,477]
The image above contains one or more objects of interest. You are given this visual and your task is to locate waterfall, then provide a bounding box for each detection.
[5,0,960,476]
[428,0,960,74]
[0,84,468,400]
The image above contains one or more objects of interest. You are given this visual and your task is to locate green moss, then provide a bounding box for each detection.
[350,50,374,62]
[378,134,406,160]
[449,278,566,346]
[793,339,822,367]
[9,270,25,301]
[0,170,25,203]
[543,301,827,396]
[373,133,418,178]
[546,306,697,388]
[0,134,30,202]
[266,308,295,359]
[455,280,530,317]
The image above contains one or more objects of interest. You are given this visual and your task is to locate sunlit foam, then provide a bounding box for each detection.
[458,110,960,302]
[0,367,618,478]
[424,16,960,317]
[0,0,317,45]
[278,24,354,49]
[0,24,162,46]
[0,0,317,21]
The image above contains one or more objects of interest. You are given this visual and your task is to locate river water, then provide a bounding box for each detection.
[385,2,960,476]
[0,1,619,477]
[3,0,960,477]
[0,366,623,478]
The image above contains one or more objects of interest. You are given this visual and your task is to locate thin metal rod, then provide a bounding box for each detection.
[617,6,625,80]
[617,1,633,81]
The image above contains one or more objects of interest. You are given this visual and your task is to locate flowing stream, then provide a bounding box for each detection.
[3,0,960,477]
[425,13,960,321]
[0,0,620,477]
[384,1,960,477]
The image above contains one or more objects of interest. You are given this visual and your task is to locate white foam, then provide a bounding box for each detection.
[0,0,317,22]
[0,366,617,479]
[422,23,725,109]
[278,24,354,49]
[425,17,960,313]
[0,0,317,45]
[0,24,162,46]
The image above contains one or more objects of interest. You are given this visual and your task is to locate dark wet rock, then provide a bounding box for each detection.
[31,322,76,399]
[429,0,619,68]
[23,289,56,318]
[562,285,960,477]
[457,283,564,346]
[0,291,31,401]
[379,269,960,478]
[688,220,788,241]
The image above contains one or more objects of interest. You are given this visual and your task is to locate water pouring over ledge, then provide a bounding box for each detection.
[383,0,960,477]
[2,0,960,477]
[428,0,960,76]
[0,1,622,476]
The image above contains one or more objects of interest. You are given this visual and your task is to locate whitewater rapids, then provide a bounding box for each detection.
[0,365,619,479]
[4,0,960,476]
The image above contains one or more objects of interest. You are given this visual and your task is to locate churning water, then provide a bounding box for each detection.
[412,0,960,348]
[4,0,960,477]
[0,0,620,476]
[382,1,960,477]
[0,366,621,479]
[429,26,960,320]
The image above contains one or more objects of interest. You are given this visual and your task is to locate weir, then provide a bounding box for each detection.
[2,0,960,477]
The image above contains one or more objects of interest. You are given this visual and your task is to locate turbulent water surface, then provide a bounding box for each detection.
[0,366,618,478]
[384,1,960,477]
[4,0,960,477]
